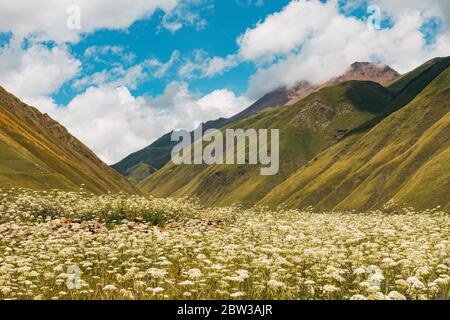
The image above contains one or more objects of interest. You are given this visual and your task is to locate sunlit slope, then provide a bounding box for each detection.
[139,81,393,206]
[260,59,450,211]
[0,87,139,194]
[115,63,399,184]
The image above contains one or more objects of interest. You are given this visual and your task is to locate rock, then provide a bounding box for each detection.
[71,223,81,231]
[134,217,144,224]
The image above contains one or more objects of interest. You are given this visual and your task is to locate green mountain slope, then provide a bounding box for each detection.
[260,57,450,211]
[139,81,394,206]
[111,117,228,183]
[0,87,140,194]
[111,132,176,183]
[114,62,399,183]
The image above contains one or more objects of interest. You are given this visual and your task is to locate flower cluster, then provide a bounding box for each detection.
[0,189,448,300]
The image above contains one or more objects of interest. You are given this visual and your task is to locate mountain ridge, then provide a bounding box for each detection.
[260,57,450,211]
[138,79,395,206]
[138,57,450,211]
[0,86,140,194]
[113,61,400,182]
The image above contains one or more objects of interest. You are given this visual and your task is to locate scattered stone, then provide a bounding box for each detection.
[134,217,144,224]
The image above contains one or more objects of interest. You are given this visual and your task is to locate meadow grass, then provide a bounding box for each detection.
[0,188,448,300]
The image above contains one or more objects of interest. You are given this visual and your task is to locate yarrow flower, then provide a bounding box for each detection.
[146,287,165,295]
[0,188,447,300]
[102,285,117,291]
[178,280,195,286]
[387,291,406,300]
[230,292,246,298]
[267,280,286,288]
[186,268,203,279]
[146,268,167,279]
[322,285,340,293]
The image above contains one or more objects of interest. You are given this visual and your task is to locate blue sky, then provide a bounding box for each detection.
[56,0,292,105]
[0,0,448,163]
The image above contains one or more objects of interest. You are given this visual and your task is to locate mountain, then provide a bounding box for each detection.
[113,62,399,182]
[260,56,450,211]
[139,57,450,211]
[0,86,140,194]
[111,117,229,183]
[285,62,400,105]
[139,80,394,206]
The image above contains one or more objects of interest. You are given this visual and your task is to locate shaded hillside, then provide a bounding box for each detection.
[111,117,228,183]
[139,81,394,206]
[114,62,399,182]
[260,57,450,211]
[0,87,140,194]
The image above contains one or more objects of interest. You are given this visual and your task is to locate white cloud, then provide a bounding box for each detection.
[40,83,252,164]
[0,0,179,43]
[373,0,450,27]
[1,0,448,164]
[238,0,336,61]
[0,0,254,165]
[84,45,136,65]
[73,51,180,90]
[47,86,154,163]
[160,0,211,33]
[238,0,450,98]
[179,50,238,79]
[197,89,254,117]
[236,0,265,7]
[0,44,81,108]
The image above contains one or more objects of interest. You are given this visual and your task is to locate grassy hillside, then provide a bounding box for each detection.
[112,118,229,182]
[0,86,140,194]
[115,63,399,183]
[260,57,450,211]
[139,81,393,206]
[111,132,176,182]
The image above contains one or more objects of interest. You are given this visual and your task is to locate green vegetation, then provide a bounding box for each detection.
[261,58,450,211]
[112,132,176,182]
[139,57,450,211]
[0,189,448,300]
[0,59,449,301]
[139,81,394,206]
[0,87,139,194]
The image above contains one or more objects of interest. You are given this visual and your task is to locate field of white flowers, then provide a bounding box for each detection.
[0,188,448,300]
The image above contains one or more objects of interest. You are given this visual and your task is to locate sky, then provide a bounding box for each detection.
[0,0,449,164]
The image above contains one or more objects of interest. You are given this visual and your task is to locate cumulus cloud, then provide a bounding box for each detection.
[83,45,137,66]
[40,83,252,164]
[0,43,81,109]
[238,1,336,61]
[197,89,254,116]
[179,50,238,79]
[373,0,450,27]
[160,0,211,33]
[73,50,180,90]
[0,0,178,43]
[238,0,450,98]
[0,1,255,164]
[2,0,448,164]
